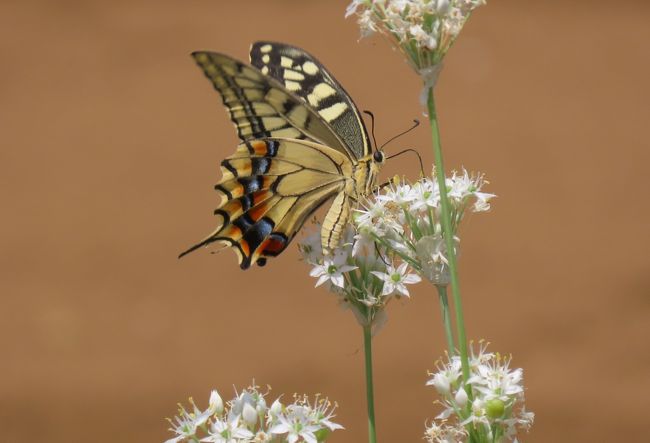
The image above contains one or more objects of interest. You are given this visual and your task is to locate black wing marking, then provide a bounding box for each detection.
[249,41,371,159]
[192,51,352,157]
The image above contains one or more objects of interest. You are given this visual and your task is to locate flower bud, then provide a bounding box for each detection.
[430,373,451,395]
[454,387,468,408]
[209,390,224,415]
[485,398,505,419]
[242,403,258,427]
[270,398,283,416]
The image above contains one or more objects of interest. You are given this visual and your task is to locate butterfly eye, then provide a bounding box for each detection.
[373,151,384,163]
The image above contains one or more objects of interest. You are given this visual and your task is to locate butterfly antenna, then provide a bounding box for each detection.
[363,110,379,152]
[380,119,420,150]
[386,148,425,176]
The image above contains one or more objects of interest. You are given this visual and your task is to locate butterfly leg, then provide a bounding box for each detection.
[373,177,395,193]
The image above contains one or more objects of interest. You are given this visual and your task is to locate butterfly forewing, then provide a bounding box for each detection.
[249,42,372,159]
[192,51,350,153]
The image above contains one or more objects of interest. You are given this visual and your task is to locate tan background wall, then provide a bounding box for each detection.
[2,1,649,441]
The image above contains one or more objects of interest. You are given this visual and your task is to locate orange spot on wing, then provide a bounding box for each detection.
[240,160,252,176]
[239,240,250,257]
[262,237,285,254]
[248,204,268,222]
[223,199,243,213]
[232,183,245,198]
[251,141,268,155]
[251,190,271,205]
[221,225,242,239]
[261,177,276,189]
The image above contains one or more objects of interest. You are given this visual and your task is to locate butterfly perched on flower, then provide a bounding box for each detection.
[180,42,386,269]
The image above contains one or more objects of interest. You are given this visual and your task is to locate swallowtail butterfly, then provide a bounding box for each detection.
[180,42,385,269]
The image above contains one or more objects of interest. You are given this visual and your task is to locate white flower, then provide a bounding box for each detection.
[165,407,200,443]
[165,389,226,443]
[446,169,496,212]
[268,398,283,421]
[410,179,440,212]
[310,399,344,432]
[372,262,421,296]
[447,169,473,202]
[201,416,254,443]
[345,0,365,18]
[309,250,357,288]
[209,390,225,416]
[242,403,258,427]
[469,356,524,402]
[269,396,343,443]
[473,191,495,212]
[424,419,467,443]
[376,182,416,208]
[428,372,451,395]
[410,23,438,50]
[355,198,401,235]
[357,9,377,37]
[454,386,468,408]
[269,407,321,443]
[415,234,454,285]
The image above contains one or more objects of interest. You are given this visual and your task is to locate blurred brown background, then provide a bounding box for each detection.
[1,1,649,442]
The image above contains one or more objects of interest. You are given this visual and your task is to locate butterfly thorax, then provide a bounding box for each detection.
[353,154,383,198]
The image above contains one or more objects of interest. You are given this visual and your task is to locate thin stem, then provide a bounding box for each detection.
[363,324,378,443]
[435,285,456,355]
[426,90,470,383]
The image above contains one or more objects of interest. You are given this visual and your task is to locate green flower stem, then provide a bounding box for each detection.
[426,89,470,383]
[436,285,456,355]
[363,324,378,443]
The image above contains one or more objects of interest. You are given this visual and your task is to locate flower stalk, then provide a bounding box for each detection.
[436,285,455,356]
[427,90,470,385]
[363,324,378,443]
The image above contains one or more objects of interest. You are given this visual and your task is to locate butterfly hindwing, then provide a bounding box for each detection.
[179,138,352,269]
[249,41,372,160]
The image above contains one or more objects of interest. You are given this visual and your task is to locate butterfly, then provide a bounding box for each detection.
[180,41,386,269]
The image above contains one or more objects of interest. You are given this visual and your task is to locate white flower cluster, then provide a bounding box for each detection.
[356,170,494,286]
[425,343,534,443]
[165,385,342,443]
[299,221,421,331]
[347,0,486,60]
[346,0,486,91]
[299,169,492,328]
